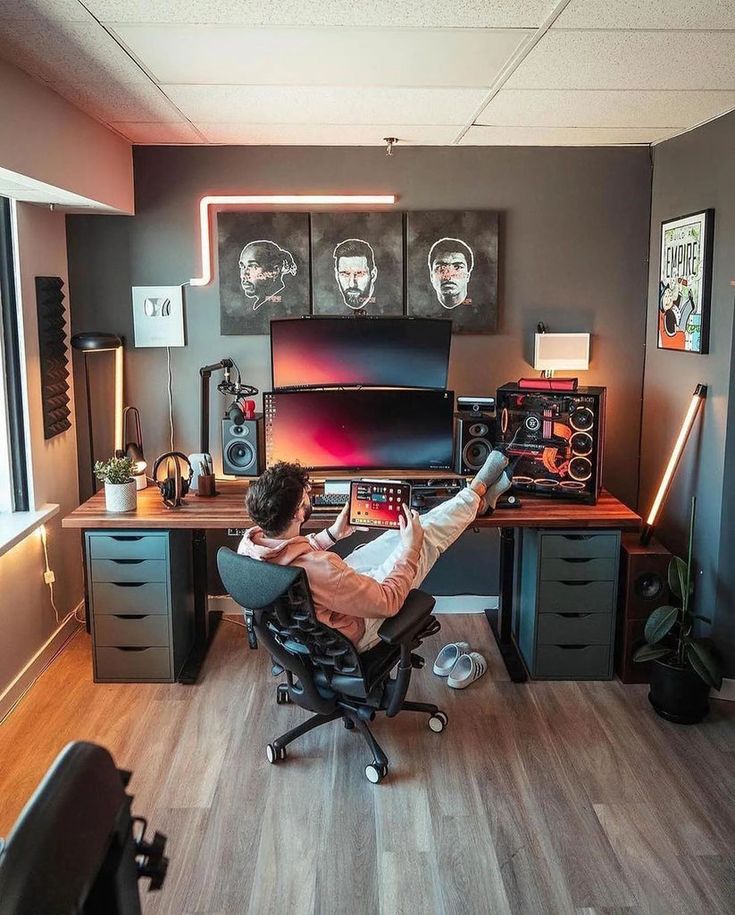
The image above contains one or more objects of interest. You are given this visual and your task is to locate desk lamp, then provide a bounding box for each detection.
[123,406,147,490]
[71,332,123,494]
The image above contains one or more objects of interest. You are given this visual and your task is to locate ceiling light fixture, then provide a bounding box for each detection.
[384,137,398,157]
[189,194,396,287]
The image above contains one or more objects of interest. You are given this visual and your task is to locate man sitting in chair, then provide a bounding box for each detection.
[238,453,510,652]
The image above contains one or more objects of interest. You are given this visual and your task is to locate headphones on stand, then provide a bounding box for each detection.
[152,452,193,509]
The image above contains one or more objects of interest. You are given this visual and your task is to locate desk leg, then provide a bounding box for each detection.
[485,526,528,683]
[178,528,220,684]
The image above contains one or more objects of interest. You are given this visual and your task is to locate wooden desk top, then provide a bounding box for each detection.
[62,480,640,531]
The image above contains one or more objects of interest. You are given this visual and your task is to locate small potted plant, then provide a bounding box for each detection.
[634,497,722,723]
[94,456,137,513]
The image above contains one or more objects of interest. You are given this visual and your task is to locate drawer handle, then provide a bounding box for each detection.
[116,647,149,652]
[557,612,592,619]
[559,580,592,587]
[560,558,593,564]
[110,536,144,542]
[563,535,592,541]
[114,614,148,620]
[557,644,589,651]
[110,582,146,588]
[110,559,145,565]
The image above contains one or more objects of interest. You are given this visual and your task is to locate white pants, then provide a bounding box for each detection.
[344,488,481,652]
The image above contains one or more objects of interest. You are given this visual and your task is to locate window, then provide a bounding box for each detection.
[0,195,29,513]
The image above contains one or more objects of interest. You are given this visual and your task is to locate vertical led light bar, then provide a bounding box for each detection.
[641,383,707,545]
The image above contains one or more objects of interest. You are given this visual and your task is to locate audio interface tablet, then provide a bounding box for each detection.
[349,480,412,530]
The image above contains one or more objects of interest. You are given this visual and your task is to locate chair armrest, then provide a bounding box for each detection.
[378,589,436,646]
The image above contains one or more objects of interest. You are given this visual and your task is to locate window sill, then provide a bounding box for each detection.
[0,504,59,558]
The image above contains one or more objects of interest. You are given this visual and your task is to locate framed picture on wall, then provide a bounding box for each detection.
[406,210,499,333]
[217,212,311,335]
[658,209,714,354]
[311,212,403,315]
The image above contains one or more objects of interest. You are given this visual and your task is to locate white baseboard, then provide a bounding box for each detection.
[0,608,82,723]
[715,678,735,703]
[210,594,498,617]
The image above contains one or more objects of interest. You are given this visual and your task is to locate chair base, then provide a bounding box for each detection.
[267,698,447,784]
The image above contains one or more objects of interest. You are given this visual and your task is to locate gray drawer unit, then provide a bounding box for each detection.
[91,558,168,583]
[541,533,619,560]
[94,614,170,648]
[517,528,620,680]
[91,581,168,616]
[85,530,194,683]
[88,533,167,561]
[95,647,171,681]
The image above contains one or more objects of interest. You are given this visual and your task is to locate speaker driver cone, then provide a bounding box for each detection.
[226,439,255,470]
[635,572,664,601]
[463,438,491,470]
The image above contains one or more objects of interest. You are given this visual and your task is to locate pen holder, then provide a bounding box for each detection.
[196,473,218,497]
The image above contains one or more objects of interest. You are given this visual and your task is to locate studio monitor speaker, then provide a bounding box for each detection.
[222,414,263,477]
[455,414,496,474]
[615,533,671,683]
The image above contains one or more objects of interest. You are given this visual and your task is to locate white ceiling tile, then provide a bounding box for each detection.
[164,85,487,126]
[460,125,678,145]
[196,123,458,145]
[477,89,735,128]
[88,0,555,28]
[555,0,735,30]
[113,24,532,88]
[0,19,185,122]
[507,30,735,90]
[0,0,89,20]
[109,121,204,143]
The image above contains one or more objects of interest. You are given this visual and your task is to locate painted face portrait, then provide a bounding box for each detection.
[428,237,474,309]
[239,240,297,310]
[333,238,377,310]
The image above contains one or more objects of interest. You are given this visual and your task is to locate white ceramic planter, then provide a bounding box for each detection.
[105,480,137,512]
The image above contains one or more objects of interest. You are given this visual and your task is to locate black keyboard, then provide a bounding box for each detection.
[312,493,348,508]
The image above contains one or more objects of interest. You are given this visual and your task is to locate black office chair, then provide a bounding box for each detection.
[217,547,447,783]
[0,741,168,915]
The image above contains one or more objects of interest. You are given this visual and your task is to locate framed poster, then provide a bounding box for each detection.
[218,212,310,335]
[406,210,498,333]
[658,209,714,354]
[311,212,403,315]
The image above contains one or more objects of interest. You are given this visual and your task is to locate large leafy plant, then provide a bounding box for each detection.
[634,497,722,690]
[94,456,134,485]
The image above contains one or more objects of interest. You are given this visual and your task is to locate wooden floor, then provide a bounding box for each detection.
[1,615,734,915]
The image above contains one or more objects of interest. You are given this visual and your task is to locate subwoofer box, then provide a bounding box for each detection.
[615,533,671,683]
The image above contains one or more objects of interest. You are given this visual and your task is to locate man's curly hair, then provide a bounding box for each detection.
[246,461,310,537]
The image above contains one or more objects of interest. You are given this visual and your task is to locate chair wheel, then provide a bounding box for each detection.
[343,718,355,730]
[428,712,448,733]
[276,685,291,705]
[266,743,287,764]
[365,763,388,784]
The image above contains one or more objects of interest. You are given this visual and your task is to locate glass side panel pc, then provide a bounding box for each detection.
[270,316,451,390]
[264,389,455,471]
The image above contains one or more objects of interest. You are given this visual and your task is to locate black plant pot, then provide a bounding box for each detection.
[648,658,710,724]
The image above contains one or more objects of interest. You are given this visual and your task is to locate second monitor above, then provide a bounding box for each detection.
[270,316,451,390]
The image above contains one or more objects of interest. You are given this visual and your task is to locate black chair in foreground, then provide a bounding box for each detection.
[0,741,167,915]
[217,547,447,784]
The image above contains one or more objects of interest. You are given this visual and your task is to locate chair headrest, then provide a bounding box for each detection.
[217,547,304,609]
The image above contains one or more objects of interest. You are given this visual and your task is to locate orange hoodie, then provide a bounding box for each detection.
[237,526,420,645]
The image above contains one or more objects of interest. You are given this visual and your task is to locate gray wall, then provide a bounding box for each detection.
[67,145,651,509]
[640,109,735,677]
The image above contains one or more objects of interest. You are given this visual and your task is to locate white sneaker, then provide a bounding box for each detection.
[447,652,488,689]
[433,641,470,677]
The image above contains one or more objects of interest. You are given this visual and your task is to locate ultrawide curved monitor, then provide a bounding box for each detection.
[270,316,451,389]
[264,389,455,471]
